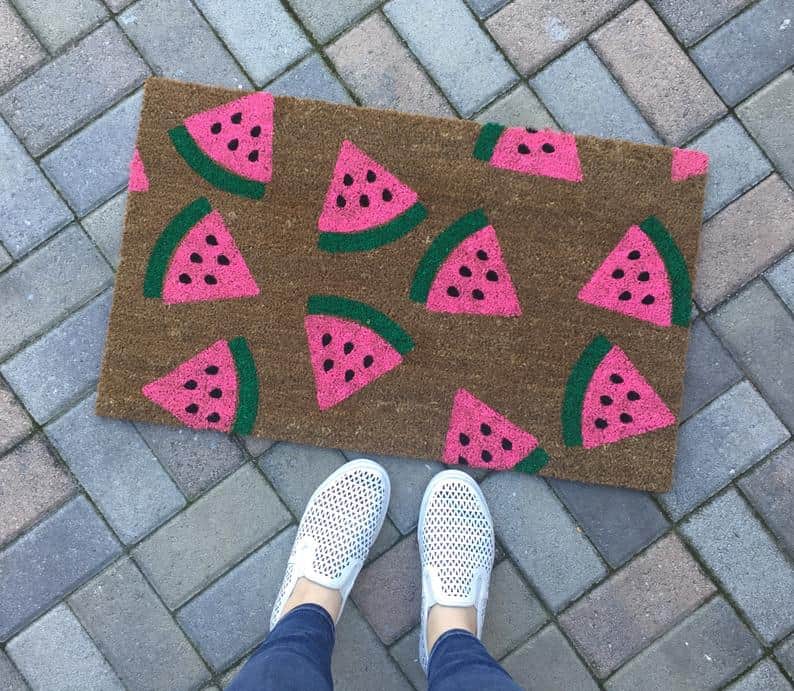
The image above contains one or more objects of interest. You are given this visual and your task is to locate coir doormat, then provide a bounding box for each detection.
[97,77,709,493]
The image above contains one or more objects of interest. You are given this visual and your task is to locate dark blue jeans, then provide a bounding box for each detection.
[228,604,523,691]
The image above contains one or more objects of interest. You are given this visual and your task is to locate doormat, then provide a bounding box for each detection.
[97,77,708,493]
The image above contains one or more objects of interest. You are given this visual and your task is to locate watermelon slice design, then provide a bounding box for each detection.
[142,337,259,434]
[473,123,583,183]
[169,92,274,199]
[317,140,428,252]
[143,197,259,304]
[306,295,415,410]
[578,216,691,327]
[443,388,549,473]
[671,148,708,181]
[562,335,675,449]
[129,147,149,192]
[410,209,521,317]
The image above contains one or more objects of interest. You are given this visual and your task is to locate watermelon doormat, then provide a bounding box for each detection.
[97,77,708,492]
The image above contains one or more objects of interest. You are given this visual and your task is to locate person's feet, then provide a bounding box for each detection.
[417,470,495,672]
[270,459,390,628]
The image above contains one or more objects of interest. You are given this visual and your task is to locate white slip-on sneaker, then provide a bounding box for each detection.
[417,470,495,673]
[270,458,390,630]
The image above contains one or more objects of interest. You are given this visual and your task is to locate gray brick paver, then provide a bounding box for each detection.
[649,0,752,45]
[80,192,126,268]
[475,84,556,129]
[777,635,794,677]
[726,659,793,691]
[0,244,11,271]
[12,0,107,52]
[0,650,27,691]
[767,251,794,310]
[266,53,353,104]
[286,0,379,42]
[466,0,510,18]
[0,0,45,89]
[0,379,34,454]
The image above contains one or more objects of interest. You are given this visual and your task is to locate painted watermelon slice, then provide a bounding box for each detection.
[143,197,259,304]
[169,92,274,199]
[577,216,691,327]
[562,335,675,449]
[671,148,709,181]
[410,209,521,316]
[473,123,583,182]
[129,147,149,192]
[443,388,549,473]
[142,337,259,434]
[305,295,415,410]
[317,140,428,252]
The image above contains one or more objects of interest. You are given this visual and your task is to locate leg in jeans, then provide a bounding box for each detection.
[227,604,334,691]
[427,629,523,691]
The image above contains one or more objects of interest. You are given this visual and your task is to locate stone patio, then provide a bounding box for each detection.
[1,0,793,688]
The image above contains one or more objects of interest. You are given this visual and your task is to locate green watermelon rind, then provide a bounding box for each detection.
[318,202,428,253]
[513,446,550,474]
[307,294,415,356]
[472,123,505,162]
[229,336,259,435]
[169,125,266,200]
[639,216,691,327]
[561,334,612,447]
[143,197,212,299]
[409,208,489,303]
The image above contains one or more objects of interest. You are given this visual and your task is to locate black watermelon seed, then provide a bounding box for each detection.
[501,438,512,451]
[205,365,219,375]
[209,388,222,399]
[184,380,197,390]
[228,138,239,151]
[336,194,346,208]
[525,127,537,133]
[541,142,555,153]
[343,342,354,355]
[190,252,202,263]
[211,122,221,134]
[447,286,460,297]
[620,412,633,424]
[207,412,221,423]
[323,359,333,372]
[248,150,259,162]
[628,250,641,260]
[344,369,355,382]
[641,294,655,305]
[206,234,218,246]
[343,173,354,186]
[600,395,613,405]
[638,271,650,282]
[250,125,261,137]
[231,112,242,124]
[359,194,370,207]
[366,170,376,182]
[179,273,191,284]
[486,270,498,282]
[363,355,374,368]
[459,433,470,446]
[612,268,625,279]
[481,450,493,463]
[185,403,199,414]
[322,333,332,346]
[382,188,392,202]
[517,144,530,154]
[480,422,492,436]
[459,265,472,277]
[610,373,624,384]
[217,254,230,266]
[595,418,608,429]
[619,290,632,301]
[627,390,640,401]
[472,289,485,300]
[204,275,218,285]
[458,456,468,465]
[476,249,488,260]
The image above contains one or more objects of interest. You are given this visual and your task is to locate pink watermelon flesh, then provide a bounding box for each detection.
[318,140,418,233]
[129,147,149,192]
[490,128,583,182]
[443,389,540,470]
[161,210,259,304]
[427,225,521,316]
[142,340,239,432]
[581,345,675,449]
[183,92,274,183]
[305,314,403,410]
[578,224,673,327]
[671,148,708,181]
